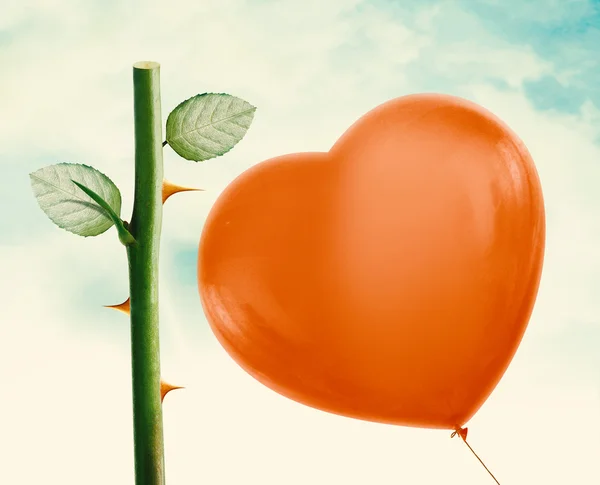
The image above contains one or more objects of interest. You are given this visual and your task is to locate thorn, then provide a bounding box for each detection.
[162,179,204,204]
[160,380,185,403]
[104,297,130,315]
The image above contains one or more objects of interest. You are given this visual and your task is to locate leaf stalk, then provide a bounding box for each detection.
[71,180,136,246]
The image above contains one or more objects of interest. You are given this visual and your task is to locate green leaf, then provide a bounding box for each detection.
[29,163,122,237]
[165,93,256,162]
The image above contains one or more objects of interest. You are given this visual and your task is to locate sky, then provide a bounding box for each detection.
[1,0,600,483]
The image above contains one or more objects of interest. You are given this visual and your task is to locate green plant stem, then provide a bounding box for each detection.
[126,61,165,485]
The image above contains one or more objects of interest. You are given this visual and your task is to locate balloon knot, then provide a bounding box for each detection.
[451,427,468,441]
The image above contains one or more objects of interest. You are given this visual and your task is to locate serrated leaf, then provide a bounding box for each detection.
[29,163,122,237]
[166,93,256,162]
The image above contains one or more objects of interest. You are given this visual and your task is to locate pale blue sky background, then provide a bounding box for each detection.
[1,0,600,483]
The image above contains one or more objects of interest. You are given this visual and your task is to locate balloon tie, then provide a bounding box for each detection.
[451,427,501,484]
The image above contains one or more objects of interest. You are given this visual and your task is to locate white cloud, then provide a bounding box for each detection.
[437,43,552,87]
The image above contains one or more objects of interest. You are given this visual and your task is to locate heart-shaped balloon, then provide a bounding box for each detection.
[198,93,545,430]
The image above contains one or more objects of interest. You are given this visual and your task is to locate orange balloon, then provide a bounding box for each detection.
[198,93,545,430]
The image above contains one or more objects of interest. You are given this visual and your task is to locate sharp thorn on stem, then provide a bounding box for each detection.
[104,297,131,315]
[162,179,204,204]
[160,380,185,403]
